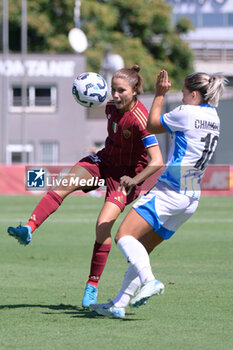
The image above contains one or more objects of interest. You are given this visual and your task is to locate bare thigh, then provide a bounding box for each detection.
[115,208,164,252]
[53,164,95,199]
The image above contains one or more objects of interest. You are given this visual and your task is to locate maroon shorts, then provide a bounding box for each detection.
[76,153,142,212]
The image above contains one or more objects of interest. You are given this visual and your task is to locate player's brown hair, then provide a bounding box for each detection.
[112,65,144,95]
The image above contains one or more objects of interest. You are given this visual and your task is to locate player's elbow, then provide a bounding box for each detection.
[146,120,154,134]
[150,150,164,169]
[147,121,167,134]
[153,158,164,170]
[147,119,161,134]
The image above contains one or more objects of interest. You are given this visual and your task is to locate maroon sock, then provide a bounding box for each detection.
[87,241,112,286]
[26,190,63,232]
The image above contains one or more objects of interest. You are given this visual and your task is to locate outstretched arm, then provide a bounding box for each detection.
[120,145,163,188]
[147,70,171,134]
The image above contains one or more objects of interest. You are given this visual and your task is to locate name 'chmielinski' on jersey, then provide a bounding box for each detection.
[159,103,220,199]
[195,119,220,131]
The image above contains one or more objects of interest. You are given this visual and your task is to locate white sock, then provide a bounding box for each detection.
[117,236,155,285]
[112,265,141,308]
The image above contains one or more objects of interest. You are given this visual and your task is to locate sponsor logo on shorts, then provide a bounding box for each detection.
[114,195,124,204]
[89,154,101,163]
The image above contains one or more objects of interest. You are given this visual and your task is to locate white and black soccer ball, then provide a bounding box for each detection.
[72,72,108,107]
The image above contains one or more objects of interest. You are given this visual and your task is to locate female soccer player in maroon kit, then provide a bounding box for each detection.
[8,65,163,308]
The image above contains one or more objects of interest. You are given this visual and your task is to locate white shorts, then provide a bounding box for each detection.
[133,181,199,240]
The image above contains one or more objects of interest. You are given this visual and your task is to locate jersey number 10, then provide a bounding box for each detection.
[194,133,219,171]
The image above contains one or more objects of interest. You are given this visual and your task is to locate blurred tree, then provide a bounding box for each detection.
[8,0,194,91]
[9,0,74,53]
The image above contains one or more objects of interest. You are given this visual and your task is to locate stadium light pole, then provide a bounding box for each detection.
[1,0,9,164]
[68,0,88,53]
[74,0,81,28]
[21,0,27,163]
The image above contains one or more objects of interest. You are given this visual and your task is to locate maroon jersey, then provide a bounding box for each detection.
[77,99,158,211]
[99,99,156,169]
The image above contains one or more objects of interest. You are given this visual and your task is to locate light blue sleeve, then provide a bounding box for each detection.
[160,115,172,134]
[161,105,188,133]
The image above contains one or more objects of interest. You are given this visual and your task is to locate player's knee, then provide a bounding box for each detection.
[96,221,111,238]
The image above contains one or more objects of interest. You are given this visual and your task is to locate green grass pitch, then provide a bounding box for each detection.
[0,194,232,350]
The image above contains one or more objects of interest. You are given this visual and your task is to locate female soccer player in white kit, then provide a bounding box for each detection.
[90,69,227,318]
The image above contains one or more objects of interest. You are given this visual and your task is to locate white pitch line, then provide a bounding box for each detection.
[189,218,233,223]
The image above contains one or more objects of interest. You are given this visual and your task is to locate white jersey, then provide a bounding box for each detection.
[159,103,220,200]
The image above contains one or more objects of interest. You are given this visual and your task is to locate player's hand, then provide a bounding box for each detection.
[156,70,171,96]
[120,176,136,188]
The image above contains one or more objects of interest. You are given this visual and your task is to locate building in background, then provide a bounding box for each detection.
[168,0,233,82]
[0,53,109,164]
[0,0,232,166]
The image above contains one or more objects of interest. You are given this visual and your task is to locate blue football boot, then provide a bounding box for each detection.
[8,224,32,245]
[82,283,98,308]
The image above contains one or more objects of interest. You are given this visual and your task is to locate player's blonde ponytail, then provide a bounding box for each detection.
[184,72,228,107]
[205,74,228,107]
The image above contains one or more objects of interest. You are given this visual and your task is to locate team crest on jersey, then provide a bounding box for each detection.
[123,129,131,139]
[112,122,118,133]
[107,114,111,119]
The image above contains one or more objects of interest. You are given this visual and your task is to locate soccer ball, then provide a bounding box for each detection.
[72,72,108,107]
